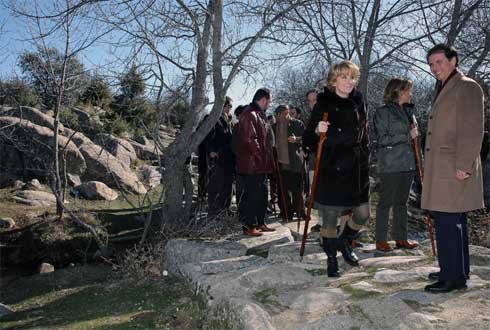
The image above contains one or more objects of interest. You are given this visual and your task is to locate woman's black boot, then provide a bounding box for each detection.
[323,238,340,277]
[338,224,360,266]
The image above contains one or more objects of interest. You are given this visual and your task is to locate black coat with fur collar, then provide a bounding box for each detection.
[302,88,369,206]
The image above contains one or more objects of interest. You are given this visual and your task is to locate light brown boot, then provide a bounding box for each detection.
[395,240,418,249]
[376,241,393,252]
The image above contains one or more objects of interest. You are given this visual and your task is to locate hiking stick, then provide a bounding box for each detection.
[298,154,306,232]
[411,124,436,256]
[273,148,289,222]
[300,113,328,257]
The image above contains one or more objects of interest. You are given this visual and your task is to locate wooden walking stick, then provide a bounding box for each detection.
[411,123,437,256]
[273,148,289,222]
[300,113,328,257]
[297,153,306,232]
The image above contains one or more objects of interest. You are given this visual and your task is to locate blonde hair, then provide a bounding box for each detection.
[326,60,360,91]
[383,78,413,104]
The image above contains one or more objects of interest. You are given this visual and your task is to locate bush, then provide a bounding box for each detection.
[59,108,80,129]
[109,117,130,137]
[0,78,40,107]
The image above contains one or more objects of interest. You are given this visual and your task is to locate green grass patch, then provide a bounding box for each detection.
[246,248,268,258]
[305,268,329,276]
[0,185,165,220]
[0,265,230,330]
[365,266,379,275]
[340,284,381,300]
[402,299,423,311]
[253,288,281,307]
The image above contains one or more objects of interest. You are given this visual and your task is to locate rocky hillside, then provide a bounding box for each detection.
[0,105,176,206]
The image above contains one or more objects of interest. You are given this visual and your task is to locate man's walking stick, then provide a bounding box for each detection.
[273,148,289,222]
[411,125,437,256]
[300,113,328,257]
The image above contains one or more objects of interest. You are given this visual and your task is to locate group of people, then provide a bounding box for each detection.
[198,44,485,294]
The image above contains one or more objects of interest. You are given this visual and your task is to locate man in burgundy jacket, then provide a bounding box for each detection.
[235,88,276,236]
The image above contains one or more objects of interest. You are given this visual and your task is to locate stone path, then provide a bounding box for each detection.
[164,216,490,330]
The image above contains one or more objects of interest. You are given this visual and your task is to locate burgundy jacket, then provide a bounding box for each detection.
[234,102,274,175]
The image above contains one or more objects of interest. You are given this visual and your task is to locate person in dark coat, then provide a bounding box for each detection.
[372,78,419,252]
[272,104,306,220]
[232,105,247,215]
[235,88,276,236]
[207,96,234,217]
[197,115,209,201]
[303,60,369,277]
[266,114,278,213]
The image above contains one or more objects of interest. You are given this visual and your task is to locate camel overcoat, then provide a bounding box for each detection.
[421,70,484,212]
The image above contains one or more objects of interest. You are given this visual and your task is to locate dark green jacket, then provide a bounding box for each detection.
[373,102,416,173]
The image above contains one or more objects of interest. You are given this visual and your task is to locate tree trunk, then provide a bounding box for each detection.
[358,0,380,99]
[160,158,186,227]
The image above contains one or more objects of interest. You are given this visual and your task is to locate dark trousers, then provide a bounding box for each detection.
[207,161,233,216]
[239,174,268,228]
[430,211,470,283]
[197,159,208,200]
[268,173,277,204]
[375,171,414,241]
[236,174,244,212]
[277,168,304,218]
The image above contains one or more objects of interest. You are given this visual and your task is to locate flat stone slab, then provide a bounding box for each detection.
[272,288,350,328]
[238,263,314,292]
[469,245,490,266]
[238,223,294,252]
[350,280,383,293]
[372,266,440,283]
[471,265,490,280]
[354,296,416,329]
[13,190,58,206]
[434,288,490,329]
[401,312,448,329]
[359,256,425,268]
[227,298,275,330]
[164,239,247,275]
[268,242,324,263]
[199,255,269,275]
[466,276,490,290]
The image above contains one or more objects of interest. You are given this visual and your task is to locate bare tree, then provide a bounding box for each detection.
[8,0,113,219]
[93,0,305,229]
[5,0,113,250]
[279,1,444,100]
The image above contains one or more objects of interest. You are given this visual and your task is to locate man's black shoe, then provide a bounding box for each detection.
[424,280,467,293]
[428,271,440,280]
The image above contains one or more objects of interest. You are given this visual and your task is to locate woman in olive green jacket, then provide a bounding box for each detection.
[373,78,419,252]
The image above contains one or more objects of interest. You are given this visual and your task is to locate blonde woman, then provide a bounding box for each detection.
[302,60,369,277]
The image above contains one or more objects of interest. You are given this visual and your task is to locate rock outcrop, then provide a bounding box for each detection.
[12,190,58,206]
[93,134,137,168]
[0,106,63,132]
[140,165,161,188]
[129,137,163,161]
[74,181,119,200]
[0,116,86,176]
[77,140,147,194]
